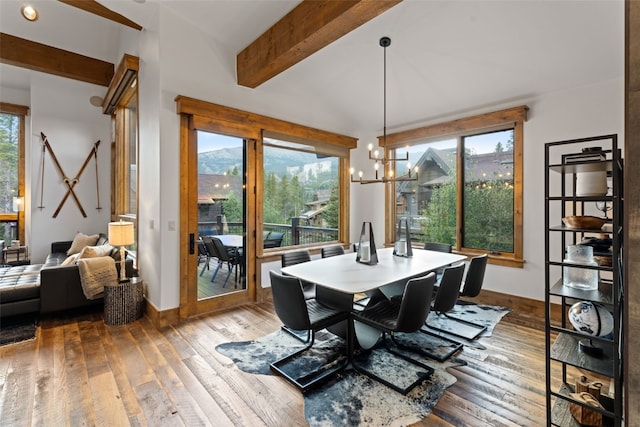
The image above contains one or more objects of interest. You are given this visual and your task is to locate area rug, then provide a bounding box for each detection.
[0,313,38,346]
[215,302,511,426]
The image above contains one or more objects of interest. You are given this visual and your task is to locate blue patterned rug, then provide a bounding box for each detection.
[215,302,510,426]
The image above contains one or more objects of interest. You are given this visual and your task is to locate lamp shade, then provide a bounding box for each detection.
[108,221,134,246]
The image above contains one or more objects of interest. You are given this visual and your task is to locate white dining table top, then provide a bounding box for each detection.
[215,234,244,248]
[281,247,466,295]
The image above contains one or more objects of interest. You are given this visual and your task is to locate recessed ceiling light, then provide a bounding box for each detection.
[21,4,38,22]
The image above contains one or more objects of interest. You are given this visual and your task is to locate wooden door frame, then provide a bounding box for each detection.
[179,115,257,319]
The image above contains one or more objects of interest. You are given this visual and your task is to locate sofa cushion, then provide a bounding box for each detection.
[66,233,99,255]
[0,265,42,303]
[78,244,114,259]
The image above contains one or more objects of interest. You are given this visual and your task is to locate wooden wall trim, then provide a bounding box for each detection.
[0,33,114,87]
[0,102,29,116]
[380,105,529,147]
[175,95,357,149]
[144,300,180,329]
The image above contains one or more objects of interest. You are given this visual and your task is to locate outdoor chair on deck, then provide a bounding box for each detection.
[204,236,241,288]
[352,272,437,395]
[269,271,350,393]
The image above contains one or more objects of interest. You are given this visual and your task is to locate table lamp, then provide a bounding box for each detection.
[108,220,134,283]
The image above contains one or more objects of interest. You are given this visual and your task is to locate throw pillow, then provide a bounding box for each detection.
[61,253,80,266]
[78,244,114,259]
[66,233,100,255]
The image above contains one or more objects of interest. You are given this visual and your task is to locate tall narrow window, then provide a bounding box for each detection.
[106,55,139,261]
[0,103,27,245]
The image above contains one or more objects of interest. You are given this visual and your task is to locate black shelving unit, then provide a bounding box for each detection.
[544,135,623,426]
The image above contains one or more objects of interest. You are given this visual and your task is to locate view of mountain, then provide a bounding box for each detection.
[198,147,335,177]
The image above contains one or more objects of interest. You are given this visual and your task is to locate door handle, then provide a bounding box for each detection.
[189,233,195,255]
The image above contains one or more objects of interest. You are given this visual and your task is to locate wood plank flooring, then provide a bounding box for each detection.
[1,302,550,426]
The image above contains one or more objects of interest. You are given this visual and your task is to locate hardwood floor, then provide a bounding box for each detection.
[0,302,549,426]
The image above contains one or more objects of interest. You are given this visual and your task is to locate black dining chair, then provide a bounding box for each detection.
[352,272,437,395]
[442,254,489,340]
[269,271,350,393]
[423,242,453,280]
[321,245,345,258]
[281,250,315,299]
[423,242,452,253]
[421,263,465,361]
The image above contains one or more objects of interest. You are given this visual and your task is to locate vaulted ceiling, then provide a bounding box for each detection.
[0,0,624,135]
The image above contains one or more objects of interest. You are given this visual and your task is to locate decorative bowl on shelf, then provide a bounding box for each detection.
[562,216,606,230]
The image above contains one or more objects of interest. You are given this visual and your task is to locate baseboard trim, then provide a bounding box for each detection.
[146,288,557,330]
[145,300,180,329]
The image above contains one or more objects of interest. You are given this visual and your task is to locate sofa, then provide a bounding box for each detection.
[0,233,135,318]
[39,233,135,314]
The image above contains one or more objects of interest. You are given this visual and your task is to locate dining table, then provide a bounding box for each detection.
[281,247,467,348]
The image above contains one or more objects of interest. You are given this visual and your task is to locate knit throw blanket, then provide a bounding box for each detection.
[77,257,117,300]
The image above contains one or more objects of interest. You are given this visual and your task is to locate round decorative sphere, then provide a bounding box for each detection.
[568,301,614,337]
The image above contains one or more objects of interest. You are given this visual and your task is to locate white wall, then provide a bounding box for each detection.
[26,73,112,263]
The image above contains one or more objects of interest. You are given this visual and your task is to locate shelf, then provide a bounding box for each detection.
[545,135,622,427]
[551,384,616,427]
[548,224,610,233]
[549,160,612,174]
[550,333,616,377]
[549,279,613,305]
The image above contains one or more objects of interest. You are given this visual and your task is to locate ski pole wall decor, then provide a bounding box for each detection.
[40,132,101,218]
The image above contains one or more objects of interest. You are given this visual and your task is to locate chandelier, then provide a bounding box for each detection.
[351,36,418,185]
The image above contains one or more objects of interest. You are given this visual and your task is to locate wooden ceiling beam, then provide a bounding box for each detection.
[0,33,114,87]
[236,0,402,88]
[57,0,143,31]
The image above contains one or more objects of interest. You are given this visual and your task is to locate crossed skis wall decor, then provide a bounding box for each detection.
[39,132,101,218]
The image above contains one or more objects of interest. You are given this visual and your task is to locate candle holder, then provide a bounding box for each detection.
[393,218,413,257]
[356,222,378,265]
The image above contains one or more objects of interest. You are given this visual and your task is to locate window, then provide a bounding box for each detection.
[0,103,27,246]
[385,106,527,267]
[262,136,342,249]
[107,55,139,260]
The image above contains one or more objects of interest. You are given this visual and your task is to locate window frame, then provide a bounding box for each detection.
[261,133,348,253]
[176,96,356,259]
[382,106,527,268]
[106,55,139,262]
[0,103,28,245]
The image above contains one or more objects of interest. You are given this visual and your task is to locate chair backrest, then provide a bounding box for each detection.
[198,240,208,257]
[202,236,220,259]
[269,270,310,331]
[460,254,488,297]
[396,272,436,332]
[282,250,311,268]
[211,237,231,262]
[432,263,465,314]
[263,231,284,249]
[321,245,345,258]
[423,242,452,253]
